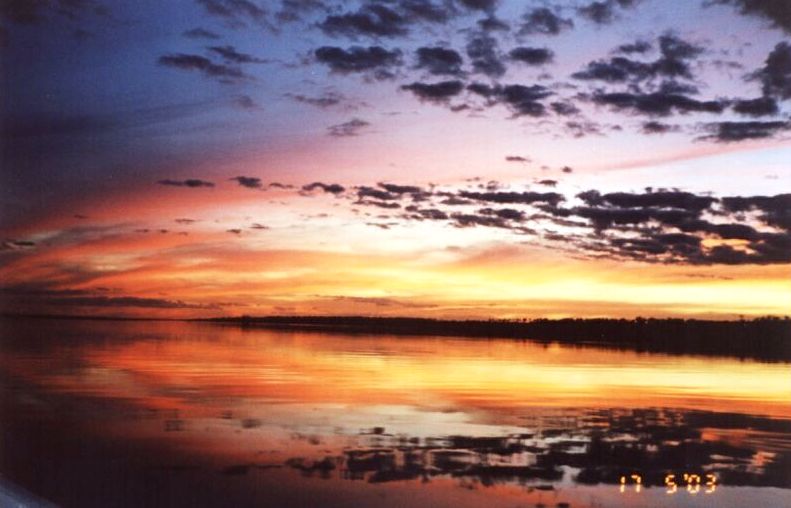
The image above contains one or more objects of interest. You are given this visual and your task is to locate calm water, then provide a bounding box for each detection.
[0,318,789,507]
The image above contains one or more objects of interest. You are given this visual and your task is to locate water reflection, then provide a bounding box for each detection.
[0,317,789,507]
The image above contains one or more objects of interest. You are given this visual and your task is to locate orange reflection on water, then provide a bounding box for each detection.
[12,323,789,422]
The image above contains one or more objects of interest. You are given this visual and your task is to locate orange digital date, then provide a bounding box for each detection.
[618,473,717,494]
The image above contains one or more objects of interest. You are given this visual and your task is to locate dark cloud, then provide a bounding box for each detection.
[275,0,327,23]
[302,182,346,194]
[468,83,552,116]
[642,120,678,134]
[459,190,564,206]
[457,0,498,11]
[157,179,215,188]
[722,193,791,230]
[401,80,464,102]
[398,0,453,23]
[574,34,704,85]
[702,120,790,142]
[1,239,35,251]
[519,7,573,35]
[577,1,616,24]
[550,101,580,116]
[509,47,554,65]
[712,0,791,34]
[314,180,791,265]
[357,185,399,201]
[615,39,652,54]
[0,286,218,309]
[315,46,402,79]
[750,41,791,99]
[561,166,573,173]
[415,46,464,76]
[499,84,553,116]
[287,91,345,108]
[227,228,242,234]
[318,4,408,38]
[208,45,267,64]
[231,176,263,189]
[158,54,246,81]
[572,56,653,82]
[505,155,529,162]
[578,190,717,211]
[732,96,779,116]
[327,118,370,137]
[477,15,509,31]
[577,0,640,25]
[196,0,268,27]
[592,91,726,116]
[466,34,505,77]
[250,222,269,229]
[233,95,261,109]
[175,218,197,224]
[378,182,424,194]
[0,0,106,25]
[183,27,221,39]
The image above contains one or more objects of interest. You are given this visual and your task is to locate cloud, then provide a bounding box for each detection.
[477,15,509,31]
[291,179,791,265]
[592,91,726,116]
[158,54,246,81]
[577,0,640,25]
[287,91,346,108]
[615,39,652,54]
[712,0,791,34]
[750,41,791,99]
[195,0,268,28]
[232,94,261,110]
[183,27,221,39]
[327,118,370,137]
[157,178,215,188]
[505,155,529,162]
[1,284,218,309]
[466,34,505,77]
[318,4,408,38]
[1,239,35,251]
[231,176,263,189]
[497,84,554,117]
[573,34,704,85]
[642,121,679,134]
[208,45,267,63]
[578,190,717,211]
[315,46,402,79]
[459,190,564,206]
[722,193,791,229]
[509,47,554,65]
[732,96,779,116]
[0,0,107,25]
[519,7,573,35]
[275,0,327,23]
[301,182,346,194]
[401,80,465,102]
[415,46,464,76]
[457,0,499,11]
[702,120,790,142]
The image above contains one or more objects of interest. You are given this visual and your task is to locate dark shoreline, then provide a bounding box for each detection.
[3,313,790,361]
[203,315,791,362]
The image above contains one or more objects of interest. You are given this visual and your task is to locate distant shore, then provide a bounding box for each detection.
[3,313,790,361]
[203,315,791,362]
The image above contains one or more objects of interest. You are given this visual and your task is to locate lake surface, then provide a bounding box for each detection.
[0,318,789,507]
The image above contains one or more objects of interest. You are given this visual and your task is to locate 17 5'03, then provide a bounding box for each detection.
[619,473,717,494]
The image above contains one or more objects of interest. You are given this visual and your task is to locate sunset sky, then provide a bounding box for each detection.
[1,0,790,319]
